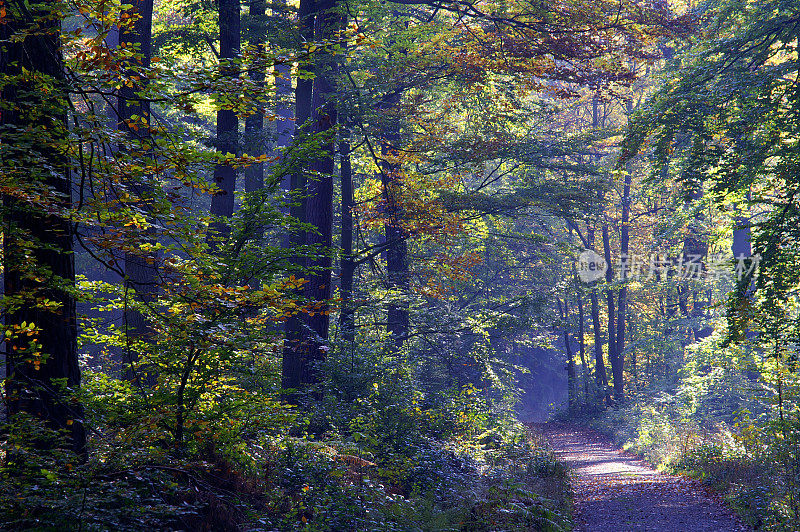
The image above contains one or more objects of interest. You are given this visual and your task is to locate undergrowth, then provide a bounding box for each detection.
[1,345,573,531]
[563,330,800,531]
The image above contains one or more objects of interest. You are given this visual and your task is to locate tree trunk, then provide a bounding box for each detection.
[302,0,339,380]
[576,286,589,401]
[281,0,315,393]
[613,167,631,403]
[1,0,85,455]
[602,221,619,402]
[587,226,608,399]
[118,0,157,385]
[244,0,266,194]
[681,155,711,341]
[280,0,342,393]
[273,55,295,193]
[339,126,356,346]
[732,202,752,259]
[208,0,241,246]
[560,298,577,408]
[380,94,409,350]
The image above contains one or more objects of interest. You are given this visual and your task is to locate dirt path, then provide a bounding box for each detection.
[538,423,750,532]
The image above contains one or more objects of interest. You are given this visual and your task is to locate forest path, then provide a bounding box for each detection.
[535,423,750,532]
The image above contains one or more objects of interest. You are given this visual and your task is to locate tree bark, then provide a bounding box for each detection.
[281,0,341,393]
[559,298,577,408]
[273,51,295,194]
[380,94,409,350]
[339,126,356,346]
[302,0,339,379]
[587,226,608,398]
[208,0,241,246]
[281,0,315,393]
[244,0,266,194]
[1,0,85,455]
[613,167,631,403]
[602,221,620,402]
[118,0,157,385]
[576,285,589,401]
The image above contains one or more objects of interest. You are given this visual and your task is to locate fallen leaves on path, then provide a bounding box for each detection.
[534,423,751,532]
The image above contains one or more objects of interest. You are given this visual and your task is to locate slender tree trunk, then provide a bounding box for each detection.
[1,0,85,455]
[118,0,157,384]
[732,201,752,259]
[302,0,339,379]
[244,0,266,194]
[680,149,710,341]
[588,98,609,404]
[602,221,619,401]
[281,0,315,393]
[587,227,608,399]
[273,56,295,193]
[560,298,577,408]
[380,94,409,350]
[571,259,588,401]
[339,125,356,346]
[577,287,589,401]
[208,0,241,246]
[613,167,631,403]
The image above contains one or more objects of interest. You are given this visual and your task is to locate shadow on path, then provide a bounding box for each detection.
[533,423,750,532]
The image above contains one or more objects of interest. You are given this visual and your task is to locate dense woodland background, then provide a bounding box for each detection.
[1,0,799,528]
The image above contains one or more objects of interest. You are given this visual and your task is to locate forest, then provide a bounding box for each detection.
[0,0,798,528]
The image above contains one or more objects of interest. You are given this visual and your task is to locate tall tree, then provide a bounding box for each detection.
[587,226,609,398]
[1,0,86,454]
[281,0,316,393]
[339,123,356,347]
[118,0,157,382]
[208,0,241,245]
[302,0,340,375]
[244,0,267,194]
[558,298,577,407]
[380,96,410,350]
[282,0,342,391]
[602,220,620,400]
[613,168,632,403]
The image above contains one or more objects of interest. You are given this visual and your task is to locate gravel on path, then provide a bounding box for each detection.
[536,423,751,532]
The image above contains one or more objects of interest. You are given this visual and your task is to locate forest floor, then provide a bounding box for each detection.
[535,423,751,532]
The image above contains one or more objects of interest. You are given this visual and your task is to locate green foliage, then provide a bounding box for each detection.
[580,325,800,530]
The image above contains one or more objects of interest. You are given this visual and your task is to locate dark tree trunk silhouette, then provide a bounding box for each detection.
[559,298,577,408]
[208,0,241,246]
[339,126,356,346]
[1,0,86,455]
[282,0,341,392]
[681,186,711,341]
[380,93,409,350]
[602,221,620,402]
[244,0,266,194]
[118,0,157,384]
[302,0,339,377]
[613,167,631,403]
[587,226,608,397]
[272,20,295,195]
[576,283,589,400]
[281,0,315,393]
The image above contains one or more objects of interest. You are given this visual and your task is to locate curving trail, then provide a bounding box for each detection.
[537,423,751,532]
